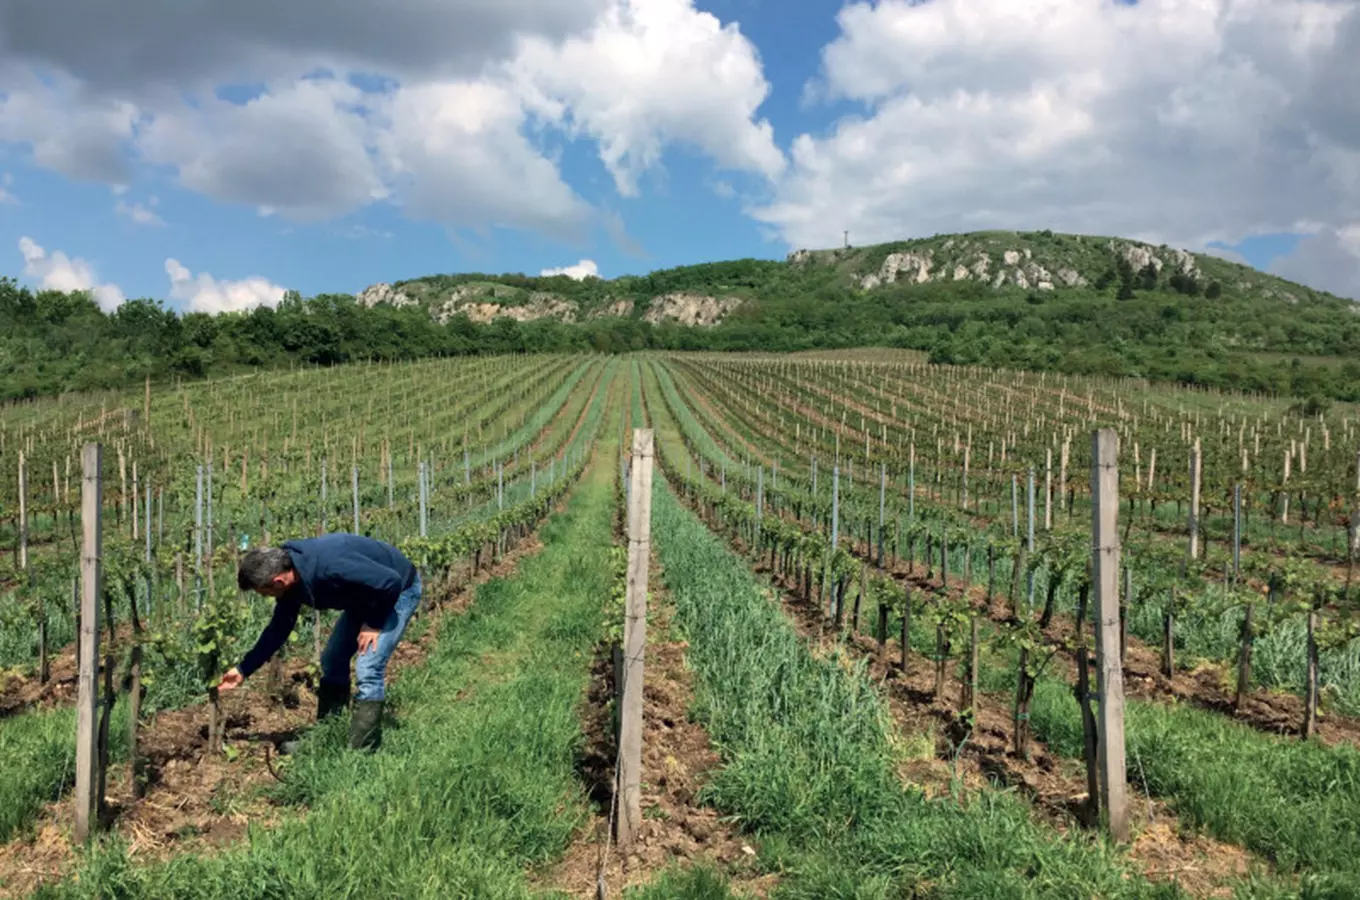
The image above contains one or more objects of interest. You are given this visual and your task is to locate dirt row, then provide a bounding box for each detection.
[708,514,1266,899]
[0,368,605,725]
[849,534,1360,748]
[540,550,773,898]
[0,507,557,899]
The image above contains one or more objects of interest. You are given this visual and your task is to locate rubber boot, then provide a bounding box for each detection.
[316,682,352,721]
[350,699,384,751]
[279,683,350,756]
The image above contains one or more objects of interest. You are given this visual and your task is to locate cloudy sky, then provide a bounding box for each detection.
[1,0,1357,313]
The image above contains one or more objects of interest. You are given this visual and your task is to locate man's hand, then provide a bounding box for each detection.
[218,668,244,692]
[357,626,381,656]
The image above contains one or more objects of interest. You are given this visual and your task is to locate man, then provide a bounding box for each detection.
[219,532,422,750]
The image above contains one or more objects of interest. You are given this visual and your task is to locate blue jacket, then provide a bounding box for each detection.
[237,533,418,678]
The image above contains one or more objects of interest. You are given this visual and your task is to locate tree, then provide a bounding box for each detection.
[1138,263,1159,291]
[1168,273,1201,296]
[1205,281,1223,299]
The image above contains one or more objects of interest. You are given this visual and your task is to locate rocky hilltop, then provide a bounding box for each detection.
[788,232,1311,302]
[356,277,743,327]
[357,230,1341,329]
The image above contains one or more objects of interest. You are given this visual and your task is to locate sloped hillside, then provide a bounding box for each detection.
[363,230,1352,329]
[2,230,1355,401]
[357,268,765,328]
[348,229,1357,400]
[797,230,1336,308]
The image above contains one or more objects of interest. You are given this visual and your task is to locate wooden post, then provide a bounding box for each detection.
[617,429,654,848]
[1026,469,1036,608]
[1011,475,1019,537]
[351,465,360,533]
[195,465,204,572]
[418,462,428,538]
[1188,437,1202,560]
[1232,484,1242,586]
[963,615,980,713]
[756,466,764,542]
[1044,447,1053,531]
[1091,429,1129,843]
[132,461,139,542]
[75,443,102,843]
[878,463,886,565]
[1059,439,1070,512]
[908,446,915,519]
[17,450,27,571]
[1304,607,1320,740]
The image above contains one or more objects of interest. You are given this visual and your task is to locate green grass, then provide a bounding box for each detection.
[1024,674,1360,892]
[649,475,1178,899]
[0,703,127,843]
[624,865,741,899]
[31,427,621,899]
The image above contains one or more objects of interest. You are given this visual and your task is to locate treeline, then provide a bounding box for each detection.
[2,265,1357,403]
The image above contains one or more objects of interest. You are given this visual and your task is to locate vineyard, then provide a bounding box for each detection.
[0,351,1356,898]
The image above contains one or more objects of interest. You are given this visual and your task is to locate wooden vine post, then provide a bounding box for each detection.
[75,443,103,843]
[1091,428,1129,843]
[616,429,654,849]
[17,450,27,571]
[1188,437,1202,561]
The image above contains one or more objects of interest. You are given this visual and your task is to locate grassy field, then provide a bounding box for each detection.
[0,352,1355,898]
[31,399,622,899]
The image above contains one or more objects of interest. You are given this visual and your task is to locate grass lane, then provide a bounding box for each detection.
[1015,670,1360,898]
[648,473,1178,900]
[0,362,610,852]
[34,412,622,899]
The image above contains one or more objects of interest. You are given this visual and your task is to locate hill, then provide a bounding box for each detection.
[357,230,1359,398]
[1,230,1356,401]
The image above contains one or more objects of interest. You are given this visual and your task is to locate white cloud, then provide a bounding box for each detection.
[115,199,164,226]
[0,70,138,183]
[0,0,781,241]
[138,79,385,220]
[1269,225,1360,301]
[376,80,591,236]
[0,1,603,89]
[165,258,287,314]
[18,236,125,311]
[753,0,1360,290]
[540,258,600,279]
[512,0,783,195]
[0,172,13,204]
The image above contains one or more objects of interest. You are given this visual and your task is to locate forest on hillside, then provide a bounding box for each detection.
[1,256,1357,403]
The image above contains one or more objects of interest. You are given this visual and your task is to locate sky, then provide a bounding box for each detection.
[0,0,1358,314]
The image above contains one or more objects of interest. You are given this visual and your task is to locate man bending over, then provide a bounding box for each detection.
[219,533,422,750]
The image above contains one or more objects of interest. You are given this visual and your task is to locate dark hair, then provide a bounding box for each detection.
[237,547,293,591]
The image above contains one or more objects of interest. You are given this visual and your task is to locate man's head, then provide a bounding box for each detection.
[238,547,297,597]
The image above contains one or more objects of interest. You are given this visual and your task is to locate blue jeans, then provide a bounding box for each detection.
[320,574,422,702]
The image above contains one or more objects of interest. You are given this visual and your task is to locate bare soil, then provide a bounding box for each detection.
[0,512,555,899]
[766,554,1263,898]
[691,500,1269,899]
[844,532,1360,748]
[539,552,775,899]
[0,377,600,727]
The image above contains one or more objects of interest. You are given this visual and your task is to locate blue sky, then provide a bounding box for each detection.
[1,0,1357,311]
